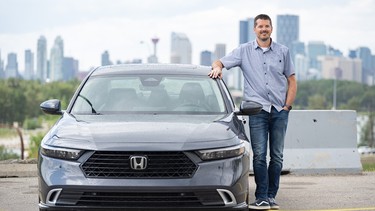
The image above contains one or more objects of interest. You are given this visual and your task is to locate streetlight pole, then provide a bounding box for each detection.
[333,76,337,110]
[332,67,342,110]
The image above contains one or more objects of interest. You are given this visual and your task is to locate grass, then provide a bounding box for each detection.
[361,155,375,172]
[362,163,375,171]
[0,128,17,138]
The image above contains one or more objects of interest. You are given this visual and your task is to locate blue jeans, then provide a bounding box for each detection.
[249,106,289,200]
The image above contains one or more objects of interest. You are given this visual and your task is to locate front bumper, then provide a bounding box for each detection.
[38,151,250,210]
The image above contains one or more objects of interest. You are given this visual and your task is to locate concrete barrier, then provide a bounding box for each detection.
[244,110,363,174]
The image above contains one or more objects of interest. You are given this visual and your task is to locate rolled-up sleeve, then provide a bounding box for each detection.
[283,49,295,77]
[220,45,243,69]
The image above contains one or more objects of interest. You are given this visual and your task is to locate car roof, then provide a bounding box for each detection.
[91,64,212,77]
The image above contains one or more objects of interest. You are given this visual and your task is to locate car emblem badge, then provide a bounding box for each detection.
[130,156,148,170]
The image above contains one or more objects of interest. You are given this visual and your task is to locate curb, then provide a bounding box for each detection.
[0,159,38,177]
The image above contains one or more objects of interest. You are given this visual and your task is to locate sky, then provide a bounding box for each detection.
[0,0,375,72]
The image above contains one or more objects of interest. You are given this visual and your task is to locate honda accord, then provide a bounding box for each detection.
[38,64,261,211]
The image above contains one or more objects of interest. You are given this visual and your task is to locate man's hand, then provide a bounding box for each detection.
[208,60,224,79]
[208,67,223,79]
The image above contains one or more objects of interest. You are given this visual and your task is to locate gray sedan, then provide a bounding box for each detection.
[38,64,261,211]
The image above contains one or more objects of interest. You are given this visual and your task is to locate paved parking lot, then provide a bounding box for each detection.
[1,171,375,211]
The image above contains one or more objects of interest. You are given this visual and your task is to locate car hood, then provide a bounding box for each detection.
[44,113,241,151]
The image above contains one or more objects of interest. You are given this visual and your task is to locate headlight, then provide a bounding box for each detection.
[196,142,246,161]
[41,145,84,160]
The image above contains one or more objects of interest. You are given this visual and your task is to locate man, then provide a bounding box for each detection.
[208,14,297,210]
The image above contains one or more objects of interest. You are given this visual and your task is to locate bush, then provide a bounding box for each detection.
[28,133,44,158]
[24,118,42,130]
[0,145,19,160]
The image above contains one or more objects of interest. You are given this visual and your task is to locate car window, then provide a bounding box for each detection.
[71,75,226,114]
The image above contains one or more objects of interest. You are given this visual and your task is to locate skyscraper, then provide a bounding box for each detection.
[170,32,192,64]
[277,15,299,51]
[318,55,362,83]
[25,49,34,80]
[36,36,48,82]
[307,41,326,70]
[63,57,79,81]
[49,36,64,81]
[294,54,310,81]
[214,43,231,84]
[357,47,372,69]
[239,18,255,44]
[101,51,112,66]
[357,47,373,84]
[5,53,18,78]
[239,20,248,44]
[214,43,226,60]
[200,50,212,66]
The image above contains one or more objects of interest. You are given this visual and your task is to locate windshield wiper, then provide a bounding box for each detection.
[78,94,99,114]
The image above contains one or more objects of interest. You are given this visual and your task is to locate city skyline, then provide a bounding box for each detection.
[0,0,374,71]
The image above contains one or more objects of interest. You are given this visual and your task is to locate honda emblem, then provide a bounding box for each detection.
[130,156,148,170]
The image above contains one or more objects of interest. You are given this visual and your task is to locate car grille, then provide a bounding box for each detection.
[57,190,224,207]
[81,151,198,178]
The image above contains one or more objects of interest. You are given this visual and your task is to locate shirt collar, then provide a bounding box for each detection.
[254,38,274,51]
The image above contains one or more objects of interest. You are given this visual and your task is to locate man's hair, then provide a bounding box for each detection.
[254,14,272,28]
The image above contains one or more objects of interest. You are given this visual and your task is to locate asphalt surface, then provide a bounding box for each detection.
[0,168,375,211]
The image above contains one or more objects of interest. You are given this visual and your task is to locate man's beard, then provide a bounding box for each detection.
[258,32,270,42]
[260,37,269,42]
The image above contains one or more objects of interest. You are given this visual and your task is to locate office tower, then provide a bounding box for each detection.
[200,50,212,66]
[327,46,343,56]
[49,36,64,81]
[239,18,255,44]
[36,36,48,82]
[307,41,326,70]
[357,47,372,69]
[348,50,357,59]
[101,51,112,66]
[214,43,232,84]
[277,14,299,52]
[294,54,310,81]
[291,41,305,60]
[170,32,192,64]
[239,20,249,44]
[5,53,18,78]
[318,55,362,83]
[63,57,79,81]
[24,49,34,80]
[214,43,226,60]
[357,47,373,84]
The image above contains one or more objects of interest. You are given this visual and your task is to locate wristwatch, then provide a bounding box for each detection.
[284,104,292,110]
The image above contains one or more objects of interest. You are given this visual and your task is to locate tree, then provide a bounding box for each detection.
[308,94,326,109]
[361,89,375,147]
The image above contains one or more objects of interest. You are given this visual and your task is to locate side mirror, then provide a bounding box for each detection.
[40,99,63,115]
[235,100,262,115]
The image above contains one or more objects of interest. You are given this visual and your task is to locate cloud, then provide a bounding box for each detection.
[0,0,374,71]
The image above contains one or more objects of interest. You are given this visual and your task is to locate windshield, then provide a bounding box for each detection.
[71,75,226,115]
